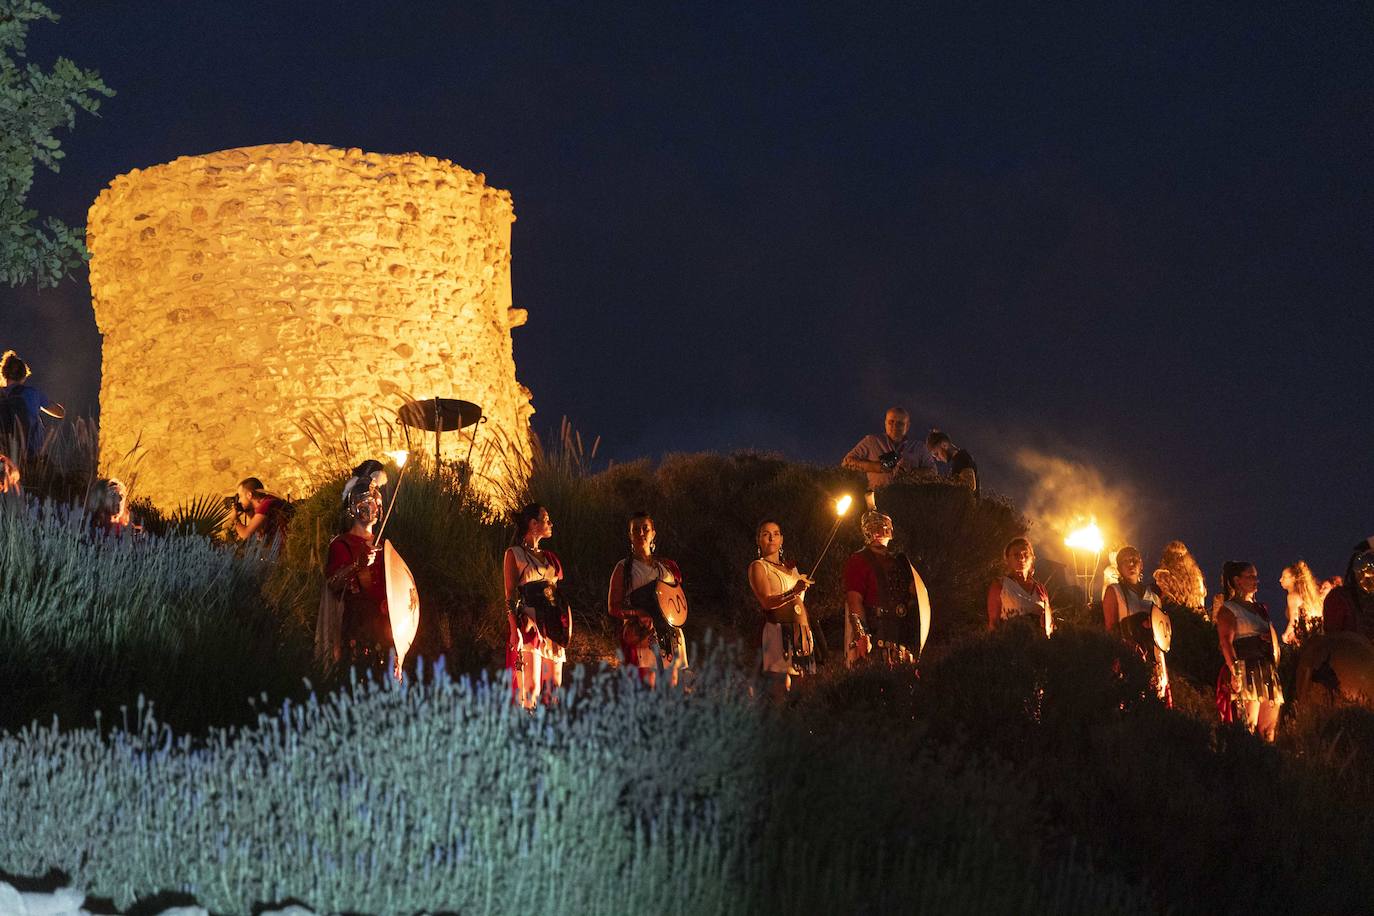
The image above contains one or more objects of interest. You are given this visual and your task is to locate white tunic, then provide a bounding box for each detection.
[1000,576,1049,619]
[750,559,809,675]
[1225,600,1273,641]
[1109,583,1161,619]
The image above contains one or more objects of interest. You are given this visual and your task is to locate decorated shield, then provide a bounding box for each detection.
[384,541,421,676]
[656,580,689,627]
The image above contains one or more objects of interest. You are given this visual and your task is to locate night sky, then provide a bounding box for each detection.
[4,2,1371,598]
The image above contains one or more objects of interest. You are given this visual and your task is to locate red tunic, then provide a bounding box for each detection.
[326,533,390,654]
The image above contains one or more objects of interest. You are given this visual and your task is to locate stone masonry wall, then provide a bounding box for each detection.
[87,142,533,509]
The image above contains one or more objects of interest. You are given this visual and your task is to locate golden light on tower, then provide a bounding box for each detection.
[87,142,535,511]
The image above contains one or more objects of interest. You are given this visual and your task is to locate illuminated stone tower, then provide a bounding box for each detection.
[87,142,533,507]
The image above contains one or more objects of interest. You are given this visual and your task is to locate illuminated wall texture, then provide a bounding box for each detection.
[87,142,534,508]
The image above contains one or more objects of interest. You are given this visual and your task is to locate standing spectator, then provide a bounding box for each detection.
[232,477,289,545]
[842,407,934,489]
[0,350,65,459]
[925,429,978,494]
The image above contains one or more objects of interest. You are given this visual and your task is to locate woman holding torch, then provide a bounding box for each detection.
[504,503,569,708]
[987,537,1053,636]
[1213,561,1283,741]
[748,519,816,697]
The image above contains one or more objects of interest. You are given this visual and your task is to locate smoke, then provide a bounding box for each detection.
[1012,447,1145,560]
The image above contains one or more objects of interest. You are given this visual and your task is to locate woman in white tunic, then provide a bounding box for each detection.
[987,537,1053,636]
[1102,545,1170,703]
[748,519,815,697]
[1212,561,1283,741]
[504,503,569,708]
[607,512,688,687]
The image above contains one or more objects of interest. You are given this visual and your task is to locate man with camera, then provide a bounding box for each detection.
[231,476,289,545]
[842,406,935,489]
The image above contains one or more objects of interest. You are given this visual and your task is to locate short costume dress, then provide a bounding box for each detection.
[749,559,814,676]
[1216,599,1283,721]
[506,545,568,668]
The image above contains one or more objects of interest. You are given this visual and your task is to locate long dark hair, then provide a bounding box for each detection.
[512,503,547,546]
[1221,561,1254,601]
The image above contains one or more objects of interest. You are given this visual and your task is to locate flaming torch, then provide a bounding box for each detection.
[807,494,855,581]
[374,449,410,543]
[1064,519,1105,606]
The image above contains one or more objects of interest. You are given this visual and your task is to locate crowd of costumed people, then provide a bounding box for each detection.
[4,350,1370,742]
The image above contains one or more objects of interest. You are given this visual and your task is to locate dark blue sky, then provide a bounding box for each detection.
[4,2,1372,595]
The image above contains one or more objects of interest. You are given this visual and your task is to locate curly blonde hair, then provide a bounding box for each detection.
[1284,560,1322,614]
[1152,540,1206,610]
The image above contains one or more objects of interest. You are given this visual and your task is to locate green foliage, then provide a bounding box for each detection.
[0,496,312,732]
[0,651,1155,915]
[0,0,114,288]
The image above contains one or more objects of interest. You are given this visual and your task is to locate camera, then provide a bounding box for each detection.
[878,450,901,471]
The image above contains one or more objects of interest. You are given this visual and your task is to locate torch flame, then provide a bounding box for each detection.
[835,494,853,517]
[386,450,409,468]
[1064,522,1104,554]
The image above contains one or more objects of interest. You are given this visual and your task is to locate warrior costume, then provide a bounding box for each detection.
[616,556,688,673]
[1216,599,1283,720]
[750,559,815,676]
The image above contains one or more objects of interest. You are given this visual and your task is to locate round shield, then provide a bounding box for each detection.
[1151,607,1172,652]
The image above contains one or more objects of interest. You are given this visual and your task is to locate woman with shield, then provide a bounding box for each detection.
[1102,545,1172,704]
[1213,561,1283,741]
[748,519,816,697]
[319,460,391,670]
[504,503,570,708]
[607,512,688,687]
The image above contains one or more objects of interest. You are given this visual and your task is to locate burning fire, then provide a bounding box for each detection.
[1064,521,1104,554]
[386,449,410,468]
[835,494,853,517]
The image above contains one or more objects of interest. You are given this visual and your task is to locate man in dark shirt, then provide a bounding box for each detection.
[926,429,978,494]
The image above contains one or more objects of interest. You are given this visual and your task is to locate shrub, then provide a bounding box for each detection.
[0,497,311,733]
[0,651,1155,915]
